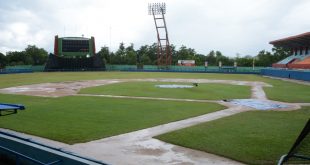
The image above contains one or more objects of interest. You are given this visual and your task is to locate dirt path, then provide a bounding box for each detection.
[0,78,271,98]
[66,105,249,165]
[0,80,123,97]
[1,105,248,165]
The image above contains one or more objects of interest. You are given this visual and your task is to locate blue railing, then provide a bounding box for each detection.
[0,131,109,165]
[0,146,62,165]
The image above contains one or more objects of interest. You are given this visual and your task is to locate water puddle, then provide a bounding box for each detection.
[155,84,194,88]
[224,99,289,110]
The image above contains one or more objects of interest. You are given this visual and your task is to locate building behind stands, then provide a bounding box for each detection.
[45,35,105,71]
[270,32,310,69]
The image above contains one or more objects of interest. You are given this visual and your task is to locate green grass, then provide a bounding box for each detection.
[156,107,310,165]
[264,80,310,103]
[0,94,224,144]
[79,82,251,100]
[0,72,309,102]
[0,72,309,163]
[0,72,267,88]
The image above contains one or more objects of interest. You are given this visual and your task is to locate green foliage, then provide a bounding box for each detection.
[256,50,274,67]
[1,40,291,67]
[0,52,7,68]
[156,107,310,165]
[79,82,251,100]
[6,51,29,65]
[255,47,291,67]
[124,43,136,65]
[136,44,157,65]
[236,55,253,67]
[205,50,216,65]
[205,50,235,66]
[175,45,196,61]
[97,46,110,64]
[0,94,224,144]
[272,46,291,61]
[3,45,47,66]
[24,45,48,65]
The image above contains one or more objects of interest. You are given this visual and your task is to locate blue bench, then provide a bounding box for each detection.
[0,104,25,116]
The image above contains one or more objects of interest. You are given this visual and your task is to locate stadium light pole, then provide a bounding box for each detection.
[148,2,172,68]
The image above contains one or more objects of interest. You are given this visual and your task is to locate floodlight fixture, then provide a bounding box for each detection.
[148,3,166,15]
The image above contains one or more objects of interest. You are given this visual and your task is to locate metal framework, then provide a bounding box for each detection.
[148,3,171,68]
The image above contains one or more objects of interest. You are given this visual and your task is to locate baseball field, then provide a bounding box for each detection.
[0,72,309,164]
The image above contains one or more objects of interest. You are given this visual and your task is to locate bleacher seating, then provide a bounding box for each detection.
[277,55,298,64]
[273,54,310,69]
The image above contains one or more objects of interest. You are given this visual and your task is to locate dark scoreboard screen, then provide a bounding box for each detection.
[62,39,89,52]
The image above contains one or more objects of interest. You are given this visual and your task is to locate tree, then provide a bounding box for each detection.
[5,45,48,66]
[215,51,233,66]
[272,46,291,62]
[136,44,157,65]
[112,42,126,64]
[136,45,154,65]
[205,51,216,66]
[95,42,293,67]
[0,52,7,68]
[255,50,273,66]
[194,54,206,66]
[236,55,253,67]
[6,51,28,65]
[98,46,110,64]
[148,43,158,64]
[175,45,196,61]
[24,45,48,65]
[124,43,136,65]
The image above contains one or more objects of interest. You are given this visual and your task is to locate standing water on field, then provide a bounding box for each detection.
[155,84,194,88]
[224,99,289,110]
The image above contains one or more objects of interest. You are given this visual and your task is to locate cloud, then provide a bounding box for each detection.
[0,0,309,56]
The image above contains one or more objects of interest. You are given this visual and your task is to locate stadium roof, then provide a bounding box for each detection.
[269,32,310,48]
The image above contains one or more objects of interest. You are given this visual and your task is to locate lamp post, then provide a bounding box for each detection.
[252,56,257,70]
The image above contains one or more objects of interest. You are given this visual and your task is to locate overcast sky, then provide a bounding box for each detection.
[0,0,309,56]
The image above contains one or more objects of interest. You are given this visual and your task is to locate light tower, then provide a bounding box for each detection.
[148,3,172,68]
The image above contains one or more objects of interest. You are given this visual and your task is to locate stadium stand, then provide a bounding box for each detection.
[270,32,310,69]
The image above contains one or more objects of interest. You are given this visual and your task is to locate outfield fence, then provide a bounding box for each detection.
[106,65,263,74]
[2,65,264,74]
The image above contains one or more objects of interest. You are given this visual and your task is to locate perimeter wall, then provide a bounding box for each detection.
[261,68,310,81]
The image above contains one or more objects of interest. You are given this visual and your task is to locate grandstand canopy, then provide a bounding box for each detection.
[269,32,310,48]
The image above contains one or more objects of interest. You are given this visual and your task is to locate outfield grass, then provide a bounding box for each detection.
[0,94,224,144]
[0,72,309,102]
[79,82,251,100]
[263,80,310,103]
[156,107,310,165]
[0,72,267,88]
